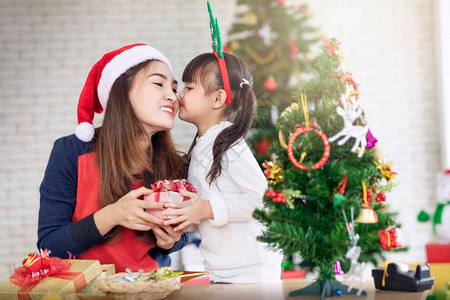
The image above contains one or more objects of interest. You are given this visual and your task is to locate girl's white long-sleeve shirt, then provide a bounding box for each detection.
[187,121,283,283]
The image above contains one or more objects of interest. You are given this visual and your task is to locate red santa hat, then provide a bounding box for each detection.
[75,43,172,142]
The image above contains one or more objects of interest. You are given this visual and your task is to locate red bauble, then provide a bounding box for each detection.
[299,4,308,13]
[253,135,271,157]
[376,192,386,202]
[263,76,277,92]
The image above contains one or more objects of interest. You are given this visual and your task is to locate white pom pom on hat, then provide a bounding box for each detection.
[75,43,172,142]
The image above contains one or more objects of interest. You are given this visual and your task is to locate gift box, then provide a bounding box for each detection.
[378,227,402,250]
[427,243,450,263]
[428,263,450,292]
[0,259,102,300]
[78,264,115,296]
[144,179,197,219]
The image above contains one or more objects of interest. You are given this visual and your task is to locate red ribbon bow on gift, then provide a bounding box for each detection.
[10,250,74,287]
[150,179,197,202]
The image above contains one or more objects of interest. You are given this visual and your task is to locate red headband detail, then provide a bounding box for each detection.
[214,51,232,104]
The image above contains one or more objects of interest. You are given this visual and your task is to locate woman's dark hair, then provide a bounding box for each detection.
[182,52,256,185]
[95,60,185,243]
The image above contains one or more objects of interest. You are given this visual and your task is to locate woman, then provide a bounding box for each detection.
[37,44,188,272]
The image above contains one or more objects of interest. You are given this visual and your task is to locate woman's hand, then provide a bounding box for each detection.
[161,189,213,232]
[153,225,188,250]
[94,187,166,235]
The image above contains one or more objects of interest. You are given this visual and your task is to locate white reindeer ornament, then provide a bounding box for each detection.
[329,102,368,158]
[345,234,367,295]
[342,208,368,296]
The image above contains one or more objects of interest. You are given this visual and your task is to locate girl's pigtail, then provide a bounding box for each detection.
[206,55,256,185]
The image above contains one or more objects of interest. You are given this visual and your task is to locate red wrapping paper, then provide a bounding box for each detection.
[144,179,197,219]
[379,228,403,250]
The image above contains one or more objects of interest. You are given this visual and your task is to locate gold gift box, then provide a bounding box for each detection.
[0,259,103,300]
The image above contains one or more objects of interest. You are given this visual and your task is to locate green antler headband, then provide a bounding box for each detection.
[207,1,231,104]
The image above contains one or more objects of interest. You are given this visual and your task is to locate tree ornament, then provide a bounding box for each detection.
[361,188,373,207]
[253,135,271,157]
[378,227,403,250]
[243,12,258,26]
[266,188,287,203]
[263,76,278,92]
[262,156,284,185]
[366,128,378,148]
[375,192,386,202]
[342,208,368,296]
[328,98,368,158]
[259,24,274,47]
[331,175,348,208]
[283,188,304,209]
[323,39,339,56]
[245,45,276,65]
[289,36,299,60]
[355,181,378,223]
[278,130,289,150]
[374,160,397,182]
[334,261,344,275]
[335,72,360,101]
[230,41,241,50]
[288,122,330,170]
[278,102,301,149]
[299,4,308,13]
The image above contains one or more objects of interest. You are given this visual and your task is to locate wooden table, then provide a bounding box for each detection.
[72,279,429,300]
[165,280,429,300]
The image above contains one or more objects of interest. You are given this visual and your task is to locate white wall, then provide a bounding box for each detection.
[0,0,442,281]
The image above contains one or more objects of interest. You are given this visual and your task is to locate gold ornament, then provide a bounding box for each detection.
[278,103,300,150]
[245,45,276,64]
[374,160,397,182]
[243,12,258,26]
[280,102,300,118]
[356,180,378,223]
[262,156,284,185]
[355,207,379,223]
[230,41,241,51]
[278,130,289,150]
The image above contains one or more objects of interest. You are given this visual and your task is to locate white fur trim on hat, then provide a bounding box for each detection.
[75,122,95,142]
[97,45,172,110]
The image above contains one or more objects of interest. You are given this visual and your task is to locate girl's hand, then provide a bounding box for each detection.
[94,187,166,235]
[162,190,213,232]
[153,225,188,250]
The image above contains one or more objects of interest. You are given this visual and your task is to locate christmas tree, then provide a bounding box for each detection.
[225,0,320,163]
[253,39,403,298]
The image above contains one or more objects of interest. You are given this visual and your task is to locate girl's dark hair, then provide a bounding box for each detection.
[95,60,185,244]
[182,53,256,185]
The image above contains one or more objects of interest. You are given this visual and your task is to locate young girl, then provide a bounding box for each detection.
[163,52,283,283]
[37,44,188,272]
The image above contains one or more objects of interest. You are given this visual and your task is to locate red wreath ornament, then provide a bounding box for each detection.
[287,122,330,170]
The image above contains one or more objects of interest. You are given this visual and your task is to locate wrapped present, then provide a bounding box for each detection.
[427,243,450,263]
[0,251,102,300]
[379,227,403,250]
[78,264,115,296]
[144,179,197,219]
[428,263,450,292]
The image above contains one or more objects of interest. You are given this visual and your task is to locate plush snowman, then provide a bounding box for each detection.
[434,170,450,241]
